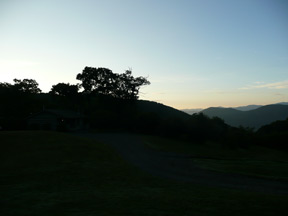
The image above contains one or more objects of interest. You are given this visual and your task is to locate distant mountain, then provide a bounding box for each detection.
[181,108,203,115]
[202,104,288,130]
[276,102,288,106]
[233,102,288,111]
[233,105,262,111]
[182,106,262,114]
[182,102,288,114]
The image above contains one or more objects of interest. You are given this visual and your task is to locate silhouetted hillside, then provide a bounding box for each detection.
[258,118,288,134]
[202,104,288,130]
[0,91,233,144]
[136,100,190,120]
[256,118,288,150]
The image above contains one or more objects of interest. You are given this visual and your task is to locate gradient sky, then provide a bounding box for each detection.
[1,0,287,109]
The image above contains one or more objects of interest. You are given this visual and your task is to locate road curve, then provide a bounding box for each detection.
[77,133,288,194]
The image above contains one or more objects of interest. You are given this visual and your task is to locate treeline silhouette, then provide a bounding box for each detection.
[0,66,287,150]
[256,118,288,150]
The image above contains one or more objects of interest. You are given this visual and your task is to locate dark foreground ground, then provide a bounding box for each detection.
[1,131,288,216]
[80,133,288,194]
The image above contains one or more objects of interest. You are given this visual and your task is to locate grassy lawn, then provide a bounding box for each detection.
[1,131,288,216]
[193,159,288,180]
[142,135,288,180]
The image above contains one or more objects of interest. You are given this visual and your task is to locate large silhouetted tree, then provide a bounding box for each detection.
[50,83,79,97]
[13,79,41,94]
[76,67,114,94]
[115,70,150,99]
[76,67,150,99]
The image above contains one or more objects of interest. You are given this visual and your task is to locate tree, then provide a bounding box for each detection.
[0,82,13,94]
[0,82,12,89]
[50,83,79,97]
[13,79,41,94]
[116,70,150,99]
[76,67,150,99]
[0,79,42,130]
[76,67,114,94]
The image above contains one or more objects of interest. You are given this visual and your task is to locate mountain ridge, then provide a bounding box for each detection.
[201,104,288,130]
[182,102,288,114]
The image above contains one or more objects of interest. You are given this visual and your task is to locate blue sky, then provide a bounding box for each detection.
[0,0,287,109]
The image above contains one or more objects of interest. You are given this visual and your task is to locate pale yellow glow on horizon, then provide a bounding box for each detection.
[1,59,287,109]
[144,90,288,110]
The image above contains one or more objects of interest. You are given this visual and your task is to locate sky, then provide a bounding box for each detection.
[0,0,287,109]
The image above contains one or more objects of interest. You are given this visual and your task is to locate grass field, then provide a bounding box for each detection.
[1,131,288,216]
[142,135,288,180]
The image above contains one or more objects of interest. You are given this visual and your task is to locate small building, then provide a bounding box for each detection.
[26,109,87,131]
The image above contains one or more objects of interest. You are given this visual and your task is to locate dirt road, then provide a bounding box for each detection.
[78,133,288,194]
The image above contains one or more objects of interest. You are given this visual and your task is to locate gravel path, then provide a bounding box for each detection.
[78,133,288,194]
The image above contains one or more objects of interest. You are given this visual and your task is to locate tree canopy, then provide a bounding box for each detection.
[50,83,79,97]
[76,67,150,99]
[0,79,41,94]
[13,79,42,94]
